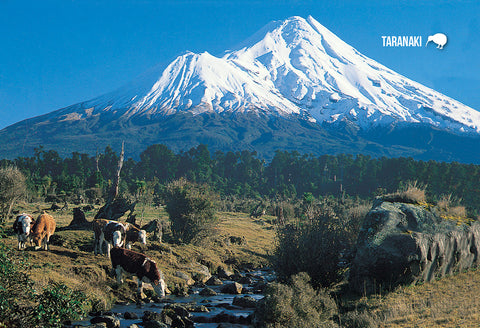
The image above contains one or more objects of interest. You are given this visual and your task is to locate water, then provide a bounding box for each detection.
[73,268,275,328]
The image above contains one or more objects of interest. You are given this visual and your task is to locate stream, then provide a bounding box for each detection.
[73,268,276,328]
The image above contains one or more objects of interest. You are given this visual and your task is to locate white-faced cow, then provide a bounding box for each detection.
[13,214,35,250]
[125,224,147,250]
[92,219,126,258]
[110,247,166,297]
[31,213,56,251]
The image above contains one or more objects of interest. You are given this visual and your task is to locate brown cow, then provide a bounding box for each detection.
[125,224,147,250]
[110,247,166,297]
[31,213,56,251]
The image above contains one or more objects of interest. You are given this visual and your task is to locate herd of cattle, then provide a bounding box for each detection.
[12,213,166,297]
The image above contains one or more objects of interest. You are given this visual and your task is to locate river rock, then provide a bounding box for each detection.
[174,271,195,286]
[221,282,243,294]
[232,295,257,308]
[217,267,234,279]
[191,263,212,284]
[142,310,162,322]
[142,321,168,328]
[90,315,120,328]
[349,199,480,294]
[206,276,223,286]
[163,304,191,318]
[199,287,217,296]
[124,311,139,319]
[128,325,140,328]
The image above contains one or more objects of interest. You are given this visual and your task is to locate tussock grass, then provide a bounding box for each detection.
[381,181,426,204]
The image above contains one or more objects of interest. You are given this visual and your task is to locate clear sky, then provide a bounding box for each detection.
[1,0,479,129]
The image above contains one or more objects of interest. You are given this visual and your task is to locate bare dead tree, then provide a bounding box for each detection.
[95,141,136,221]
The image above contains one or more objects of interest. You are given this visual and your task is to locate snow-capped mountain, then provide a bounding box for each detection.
[1,15,479,161]
[54,15,480,134]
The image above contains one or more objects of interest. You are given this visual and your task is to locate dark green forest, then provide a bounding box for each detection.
[2,144,480,215]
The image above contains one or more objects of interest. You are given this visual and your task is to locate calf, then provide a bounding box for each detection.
[31,213,56,251]
[125,224,147,250]
[92,218,109,255]
[13,214,35,250]
[110,247,166,297]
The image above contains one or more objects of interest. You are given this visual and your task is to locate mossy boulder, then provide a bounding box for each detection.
[350,199,480,294]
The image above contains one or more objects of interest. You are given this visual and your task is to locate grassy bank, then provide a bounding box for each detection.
[1,202,275,311]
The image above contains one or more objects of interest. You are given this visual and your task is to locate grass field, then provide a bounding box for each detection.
[5,201,480,326]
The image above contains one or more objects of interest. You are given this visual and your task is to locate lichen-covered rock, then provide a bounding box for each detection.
[349,199,480,294]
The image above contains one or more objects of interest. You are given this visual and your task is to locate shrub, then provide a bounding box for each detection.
[254,272,338,328]
[33,282,89,328]
[0,166,27,222]
[163,178,218,243]
[0,234,35,327]
[339,310,378,328]
[273,207,350,288]
[0,230,89,328]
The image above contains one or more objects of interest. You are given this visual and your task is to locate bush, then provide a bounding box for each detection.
[0,166,27,222]
[0,234,35,327]
[273,207,350,288]
[163,178,218,243]
[0,230,89,327]
[33,282,89,328]
[254,272,338,328]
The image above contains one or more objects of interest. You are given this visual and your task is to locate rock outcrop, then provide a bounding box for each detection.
[349,199,480,294]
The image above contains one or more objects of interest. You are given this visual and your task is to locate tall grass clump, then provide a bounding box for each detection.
[381,180,427,204]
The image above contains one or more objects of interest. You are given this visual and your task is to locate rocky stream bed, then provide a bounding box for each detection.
[72,268,276,328]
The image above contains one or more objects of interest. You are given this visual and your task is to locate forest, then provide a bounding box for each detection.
[1,143,479,215]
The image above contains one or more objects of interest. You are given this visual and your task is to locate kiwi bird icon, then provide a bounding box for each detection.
[426,33,447,49]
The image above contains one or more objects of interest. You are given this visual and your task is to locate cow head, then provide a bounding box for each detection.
[31,233,43,250]
[112,230,124,247]
[153,277,166,297]
[142,258,166,297]
[139,230,147,245]
[20,215,33,236]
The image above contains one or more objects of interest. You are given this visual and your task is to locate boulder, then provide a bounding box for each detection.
[174,271,195,286]
[90,315,120,328]
[349,199,480,294]
[142,310,163,322]
[124,311,139,320]
[232,295,257,308]
[221,282,243,294]
[142,321,168,328]
[217,267,234,279]
[206,276,223,286]
[199,287,217,296]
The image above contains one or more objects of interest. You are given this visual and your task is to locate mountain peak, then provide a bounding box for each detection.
[27,16,480,134]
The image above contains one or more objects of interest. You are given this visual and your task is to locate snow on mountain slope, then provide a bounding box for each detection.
[55,15,480,134]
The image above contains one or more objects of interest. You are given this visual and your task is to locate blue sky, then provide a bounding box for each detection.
[1,0,479,129]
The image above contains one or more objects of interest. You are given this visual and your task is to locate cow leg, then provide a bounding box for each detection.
[17,235,21,250]
[115,266,124,284]
[137,278,143,295]
[106,243,111,258]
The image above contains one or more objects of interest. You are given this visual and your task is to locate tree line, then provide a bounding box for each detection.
[1,144,480,215]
